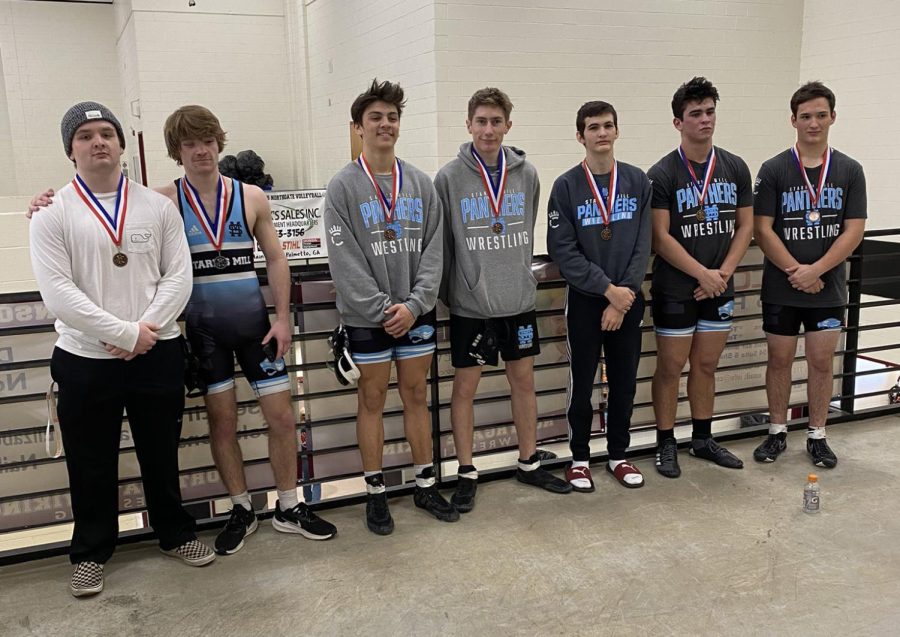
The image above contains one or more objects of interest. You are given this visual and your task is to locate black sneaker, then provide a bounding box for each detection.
[451,477,478,513]
[807,437,838,468]
[214,504,258,555]
[272,501,337,540]
[533,449,558,461]
[655,436,681,478]
[516,466,573,493]
[413,485,460,522]
[366,492,394,535]
[690,437,744,469]
[70,561,103,598]
[754,433,787,463]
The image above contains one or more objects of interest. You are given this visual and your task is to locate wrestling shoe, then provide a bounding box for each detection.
[413,485,460,522]
[753,433,787,463]
[366,492,394,535]
[655,437,681,478]
[689,437,743,469]
[451,476,478,513]
[807,437,838,468]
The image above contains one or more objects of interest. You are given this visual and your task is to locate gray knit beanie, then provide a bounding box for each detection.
[61,101,126,157]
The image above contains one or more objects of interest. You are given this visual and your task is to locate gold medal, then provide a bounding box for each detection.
[384,227,397,241]
[697,207,706,221]
[113,252,128,267]
[491,222,503,235]
[808,210,820,223]
[600,226,612,241]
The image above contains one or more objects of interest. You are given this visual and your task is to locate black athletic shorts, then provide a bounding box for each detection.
[449,310,540,368]
[346,309,437,364]
[651,293,735,337]
[186,311,290,398]
[762,303,845,337]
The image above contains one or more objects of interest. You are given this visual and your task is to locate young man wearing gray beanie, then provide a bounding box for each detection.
[30,101,214,598]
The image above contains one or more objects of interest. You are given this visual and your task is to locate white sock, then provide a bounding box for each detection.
[808,427,827,440]
[414,463,435,488]
[230,491,253,512]
[364,471,385,494]
[769,424,788,435]
[609,459,643,486]
[568,461,592,489]
[459,470,479,480]
[277,487,299,509]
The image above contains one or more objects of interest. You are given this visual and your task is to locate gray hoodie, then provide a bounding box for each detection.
[434,142,540,319]
[323,159,443,328]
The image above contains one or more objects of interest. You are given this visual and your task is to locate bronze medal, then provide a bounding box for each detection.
[491,222,503,235]
[696,207,706,221]
[600,225,612,241]
[113,252,128,267]
[384,227,397,241]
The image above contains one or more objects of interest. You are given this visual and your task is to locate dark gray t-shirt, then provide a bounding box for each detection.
[753,148,867,307]
[648,147,752,299]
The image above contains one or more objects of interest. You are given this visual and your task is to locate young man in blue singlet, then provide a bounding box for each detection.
[31,105,337,554]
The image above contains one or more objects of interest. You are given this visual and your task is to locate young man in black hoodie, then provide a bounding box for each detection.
[547,101,653,491]
[648,77,753,478]
[435,87,572,512]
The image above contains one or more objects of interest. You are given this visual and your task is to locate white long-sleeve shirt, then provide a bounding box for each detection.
[29,178,192,359]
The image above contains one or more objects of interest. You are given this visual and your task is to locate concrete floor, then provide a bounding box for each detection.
[1,415,899,637]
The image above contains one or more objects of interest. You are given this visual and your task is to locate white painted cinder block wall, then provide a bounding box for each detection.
[0,0,124,292]
[123,0,296,190]
[297,0,440,186]
[800,0,900,232]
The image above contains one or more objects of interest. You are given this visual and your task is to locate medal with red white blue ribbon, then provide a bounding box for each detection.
[471,147,508,235]
[72,172,130,267]
[581,159,617,240]
[357,154,403,240]
[791,144,831,226]
[182,175,231,269]
[679,146,717,221]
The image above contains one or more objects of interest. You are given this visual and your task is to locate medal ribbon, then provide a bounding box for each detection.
[182,176,228,251]
[72,173,129,250]
[581,160,618,227]
[678,146,717,209]
[471,147,508,219]
[357,155,402,224]
[791,144,832,210]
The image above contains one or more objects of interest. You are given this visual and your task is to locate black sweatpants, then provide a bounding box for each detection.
[565,287,644,461]
[51,338,196,565]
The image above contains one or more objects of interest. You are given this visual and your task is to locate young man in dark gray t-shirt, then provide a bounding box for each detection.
[648,77,754,479]
[753,81,866,469]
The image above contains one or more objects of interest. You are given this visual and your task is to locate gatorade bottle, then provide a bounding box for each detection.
[803,473,820,514]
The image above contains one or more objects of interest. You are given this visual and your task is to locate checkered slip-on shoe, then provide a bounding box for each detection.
[70,561,103,598]
[161,539,216,567]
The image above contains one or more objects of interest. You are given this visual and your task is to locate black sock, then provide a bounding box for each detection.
[692,418,712,439]
[458,464,477,474]
[657,428,676,445]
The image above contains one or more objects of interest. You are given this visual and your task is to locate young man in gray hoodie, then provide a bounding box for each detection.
[435,87,572,513]
[323,79,456,535]
[547,101,653,492]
